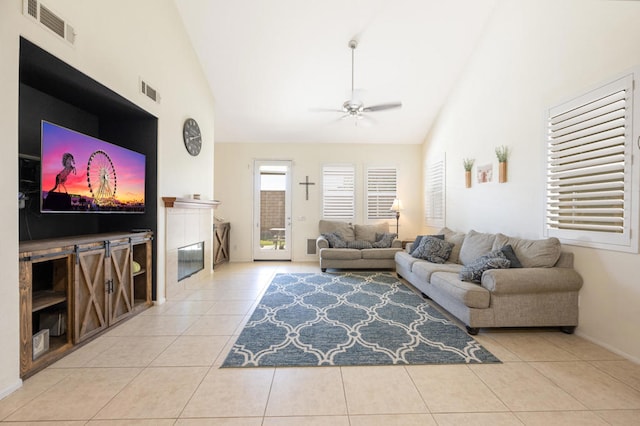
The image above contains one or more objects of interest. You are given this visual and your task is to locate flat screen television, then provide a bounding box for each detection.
[40,121,146,213]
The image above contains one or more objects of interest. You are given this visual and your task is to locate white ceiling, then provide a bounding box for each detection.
[174,0,497,145]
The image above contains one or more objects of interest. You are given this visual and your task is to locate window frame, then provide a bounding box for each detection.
[365,165,398,222]
[424,152,446,229]
[321,164,355,221]
[544,73,639,253]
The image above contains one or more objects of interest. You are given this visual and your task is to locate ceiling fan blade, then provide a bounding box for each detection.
[309,107,345,113]
[362,102,402,112]
[356,114,376,127]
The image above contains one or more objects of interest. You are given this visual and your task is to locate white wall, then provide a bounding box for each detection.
[214,143,422,262]
[423,0,640,361]
[0,0,215,396]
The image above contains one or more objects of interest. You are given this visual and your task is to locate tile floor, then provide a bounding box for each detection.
[2,262,640,425]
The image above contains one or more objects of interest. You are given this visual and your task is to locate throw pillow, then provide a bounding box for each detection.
[411,236,453,264]
[500,244,522,268]
[409,234,444,256]
[321,232,346,248]
[346,240,373,249]
[459,251,511,283]
[372,232,397,248]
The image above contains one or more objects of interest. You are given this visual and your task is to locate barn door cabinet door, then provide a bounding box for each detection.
[74,237,134,343]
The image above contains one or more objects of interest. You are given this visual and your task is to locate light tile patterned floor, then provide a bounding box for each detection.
[2,262,640,425]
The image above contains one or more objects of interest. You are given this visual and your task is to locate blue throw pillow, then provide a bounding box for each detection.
[409,234,444,256]
[459,250,511,283]
[500,244,523,268]
[347,240,373,249]
[372,232,397,248]
[321,232,346,248]
[411,236,453,264]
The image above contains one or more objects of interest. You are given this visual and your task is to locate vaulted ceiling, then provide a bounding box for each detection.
[174,0,497,144]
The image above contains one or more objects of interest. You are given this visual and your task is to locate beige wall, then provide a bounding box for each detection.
[423,0,640,361]
[0,0,215,395]
[214,143,422,262]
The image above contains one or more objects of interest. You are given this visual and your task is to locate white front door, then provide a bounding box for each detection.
[253,160,292,260]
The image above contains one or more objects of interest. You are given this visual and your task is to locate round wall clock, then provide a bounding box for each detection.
[182,118,202,156]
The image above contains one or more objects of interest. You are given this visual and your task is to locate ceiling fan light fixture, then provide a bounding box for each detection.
[311,38,402,122]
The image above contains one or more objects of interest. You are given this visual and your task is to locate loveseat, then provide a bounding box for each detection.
[316,220,402,272]
[395,228,583,335]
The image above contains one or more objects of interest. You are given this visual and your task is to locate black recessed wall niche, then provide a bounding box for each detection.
[18,37,158,297]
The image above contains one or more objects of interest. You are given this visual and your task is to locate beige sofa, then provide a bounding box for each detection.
[316,220,402,272]
[395,228,583,335]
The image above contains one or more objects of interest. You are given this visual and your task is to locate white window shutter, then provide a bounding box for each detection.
[322,165,355,220]
[425,153,446,228]
[366,166,397,220]
[546,74,637,252]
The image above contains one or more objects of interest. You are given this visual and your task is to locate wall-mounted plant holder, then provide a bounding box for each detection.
[495,146,510,183]
[463,158,475,188]
[498,161,507,183]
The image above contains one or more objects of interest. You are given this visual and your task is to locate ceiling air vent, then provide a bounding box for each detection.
[23,0,76,46]
[140,79,161,104]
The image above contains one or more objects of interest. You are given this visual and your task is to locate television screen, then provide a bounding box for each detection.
[41,121,146,213]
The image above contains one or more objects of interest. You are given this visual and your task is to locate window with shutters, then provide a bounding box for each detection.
[545,74,639,253]
[425,153,446,228]
[366,166,397,220]
[322,165,355,220]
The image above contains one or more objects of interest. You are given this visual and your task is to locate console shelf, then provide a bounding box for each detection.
[32,291,66,312]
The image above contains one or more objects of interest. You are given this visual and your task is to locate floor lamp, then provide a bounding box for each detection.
[390,198,403,236]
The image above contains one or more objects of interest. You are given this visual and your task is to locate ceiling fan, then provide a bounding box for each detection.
[312,39,402,122]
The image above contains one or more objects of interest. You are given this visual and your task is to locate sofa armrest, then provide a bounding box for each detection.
[481,267,583,294]
[316,236,329,250]
[391,239,402,248]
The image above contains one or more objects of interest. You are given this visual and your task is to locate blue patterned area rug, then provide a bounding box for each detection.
[221,272,500,367]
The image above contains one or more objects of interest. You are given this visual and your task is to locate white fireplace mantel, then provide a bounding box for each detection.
[162,197,221,209]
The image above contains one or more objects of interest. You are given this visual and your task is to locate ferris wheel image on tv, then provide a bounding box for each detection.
[87,150,117,206]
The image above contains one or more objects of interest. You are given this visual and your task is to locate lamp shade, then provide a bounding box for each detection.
[390,198,403,212]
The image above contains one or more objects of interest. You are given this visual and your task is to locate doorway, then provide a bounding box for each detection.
[253,160,292,260]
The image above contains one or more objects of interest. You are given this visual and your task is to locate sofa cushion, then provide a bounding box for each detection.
[499,244,522,268]
[493,234,562,268]
[321,232,347,248]
[412,260,464,283]
[459,250,511,283]
[395,251,421,272]
[319,248,362,260]
[346,240,373,249]
[459,230,497,266]
[411,236,453,264]
[319,220,355,241]
[372,232,397,248]
[354,223,389,242]
[362,248,402,259]
[409,234,444,256]
[430,272,491,309]
[439,227,466,264]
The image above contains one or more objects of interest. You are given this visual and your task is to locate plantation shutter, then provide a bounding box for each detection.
[366,166,397,220]
[546,74,634,249]
[425,153,445,228]
[322,165,355,220]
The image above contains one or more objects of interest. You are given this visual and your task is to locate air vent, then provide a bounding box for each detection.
[140,79,161,104]
[307,238,317,255]
[22,0,75,46]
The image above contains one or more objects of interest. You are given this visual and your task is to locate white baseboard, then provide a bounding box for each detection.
[0,378,23,400]
[575,330,640,364]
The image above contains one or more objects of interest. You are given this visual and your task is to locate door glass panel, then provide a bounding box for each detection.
[254,161,291,260]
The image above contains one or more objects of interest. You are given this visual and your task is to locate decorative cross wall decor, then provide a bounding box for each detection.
[299,176,316,200]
